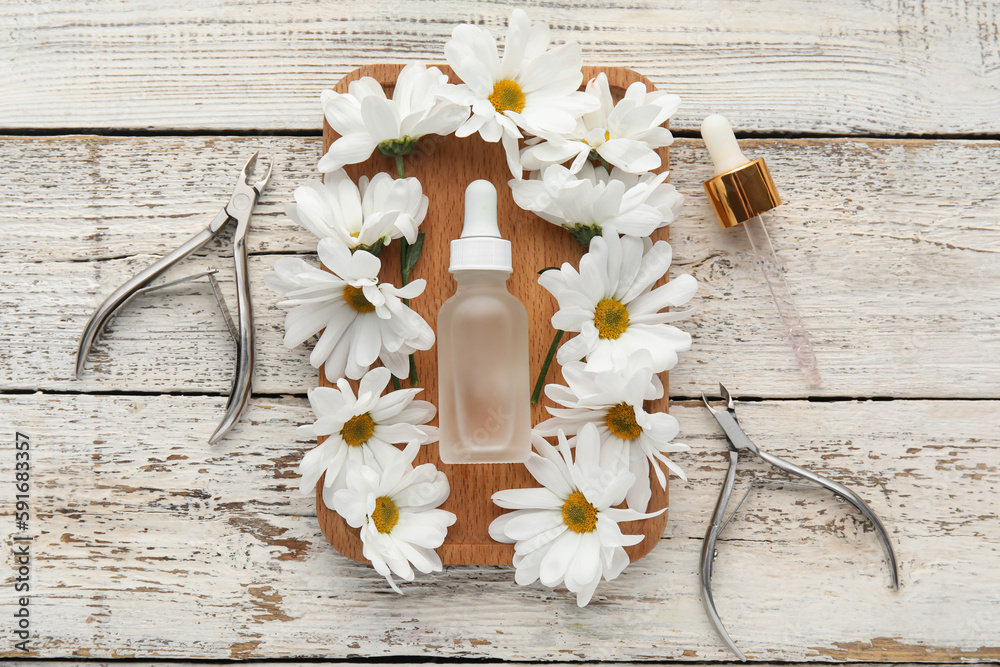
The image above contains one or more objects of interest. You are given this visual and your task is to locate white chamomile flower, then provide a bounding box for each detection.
[297,367,438,505]
[444,8,599,178]
[489,425,662,607]
[333,440,456,593]
[264,237,434,381]
[510,162,684,245]
[287,170,428,253]
[521,71,680,175]
[536,352,689,513]
[538,230,697,374]
[319,62,470,173]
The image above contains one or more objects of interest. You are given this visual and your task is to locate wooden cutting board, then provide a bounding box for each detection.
[315,64,672,566]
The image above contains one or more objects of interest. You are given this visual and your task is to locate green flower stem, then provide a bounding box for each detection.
[531,329,564,404]
[400,238,411,289]
[392,152,419,387]
[588,148,613,174]
[399,236,419,386]
[392,375,402,392]
[407,354,419,386]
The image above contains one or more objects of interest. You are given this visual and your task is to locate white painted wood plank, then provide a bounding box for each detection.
[1,1,999,134]
[1,665,979,667]
[7,135,999,262]
[2,136,999,398]
[1,395,997,660]
[2,664,976,667]
[0,135,313,263]
[4,251,317,395]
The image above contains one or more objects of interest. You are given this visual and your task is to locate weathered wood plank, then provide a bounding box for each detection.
[2,252,317,395]
[2,136,999,398]
[0,395,997,660]
[0,135,313,263]
[0,664,986,667]
[1,1,999,134]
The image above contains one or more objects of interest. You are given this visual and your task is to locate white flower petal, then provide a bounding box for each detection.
[297,443,329,494]
[624,448,653,512]
[512,547,546,585]
[310,305,355,365]
[506,511,570,547]
[492,487,563,511]
[445,24,500,95]
[489,512,517,544]
[499,8,530,78]
[331,487,368,528]
[539,530,580,587]
[565,530,601,591]
[318,133,378,173]
[523,452,574,498]
[361,95,402,143]
[281,299,339,349]
[574,570,602,607]
[597,138,662,174]
[307,386,349,419]
[321,328,353,381]
[596,515,643,548]
[604,544,631,581]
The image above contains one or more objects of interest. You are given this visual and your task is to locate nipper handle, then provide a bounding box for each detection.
[755,448,900,590]
[209,232,254,444]
[700,449,748,661]
[75,222,219,378]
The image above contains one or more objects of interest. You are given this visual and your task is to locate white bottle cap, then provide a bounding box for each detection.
[450,180,512,273]
[701,114,751,175]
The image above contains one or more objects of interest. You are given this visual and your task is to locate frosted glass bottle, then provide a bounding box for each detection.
[437,181,531,464]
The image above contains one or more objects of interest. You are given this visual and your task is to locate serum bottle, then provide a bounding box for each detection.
[437,180,531,464]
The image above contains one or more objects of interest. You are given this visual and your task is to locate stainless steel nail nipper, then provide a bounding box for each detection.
[75,153,273,445]
[700,383,899,661]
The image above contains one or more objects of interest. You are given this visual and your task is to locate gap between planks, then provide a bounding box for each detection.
[8,128,1000,142]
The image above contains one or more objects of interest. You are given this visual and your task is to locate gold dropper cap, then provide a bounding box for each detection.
[700,115,781,229]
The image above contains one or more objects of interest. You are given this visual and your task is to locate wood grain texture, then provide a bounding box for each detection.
[4,664,988,667]
[3,1,999,661]
[3,135,999,399]
[1,394,998,661]
[2,0,999,134]
[314,65,670,566]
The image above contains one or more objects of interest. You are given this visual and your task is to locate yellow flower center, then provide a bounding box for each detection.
[605,402,642,440]
[372,496,399,534]
[343,284,376,313]
[340,412,375,447]
[489,79,526,114]
[562,491,598,533]
[583,131,612,147]
[593,297,630,339]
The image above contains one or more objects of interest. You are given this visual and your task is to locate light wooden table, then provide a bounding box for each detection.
[2,1,999,664]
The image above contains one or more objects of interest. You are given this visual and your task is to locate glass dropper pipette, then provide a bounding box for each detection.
[700,115,822,388]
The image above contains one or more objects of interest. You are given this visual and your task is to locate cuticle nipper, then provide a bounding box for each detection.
[76,152,273,445]
[700,383,899,661]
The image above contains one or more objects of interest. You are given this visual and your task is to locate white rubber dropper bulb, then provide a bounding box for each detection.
[462,180,501,238]
[701,114,751,176]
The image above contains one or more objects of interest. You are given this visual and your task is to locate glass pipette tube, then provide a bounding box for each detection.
[742,214,821,387]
